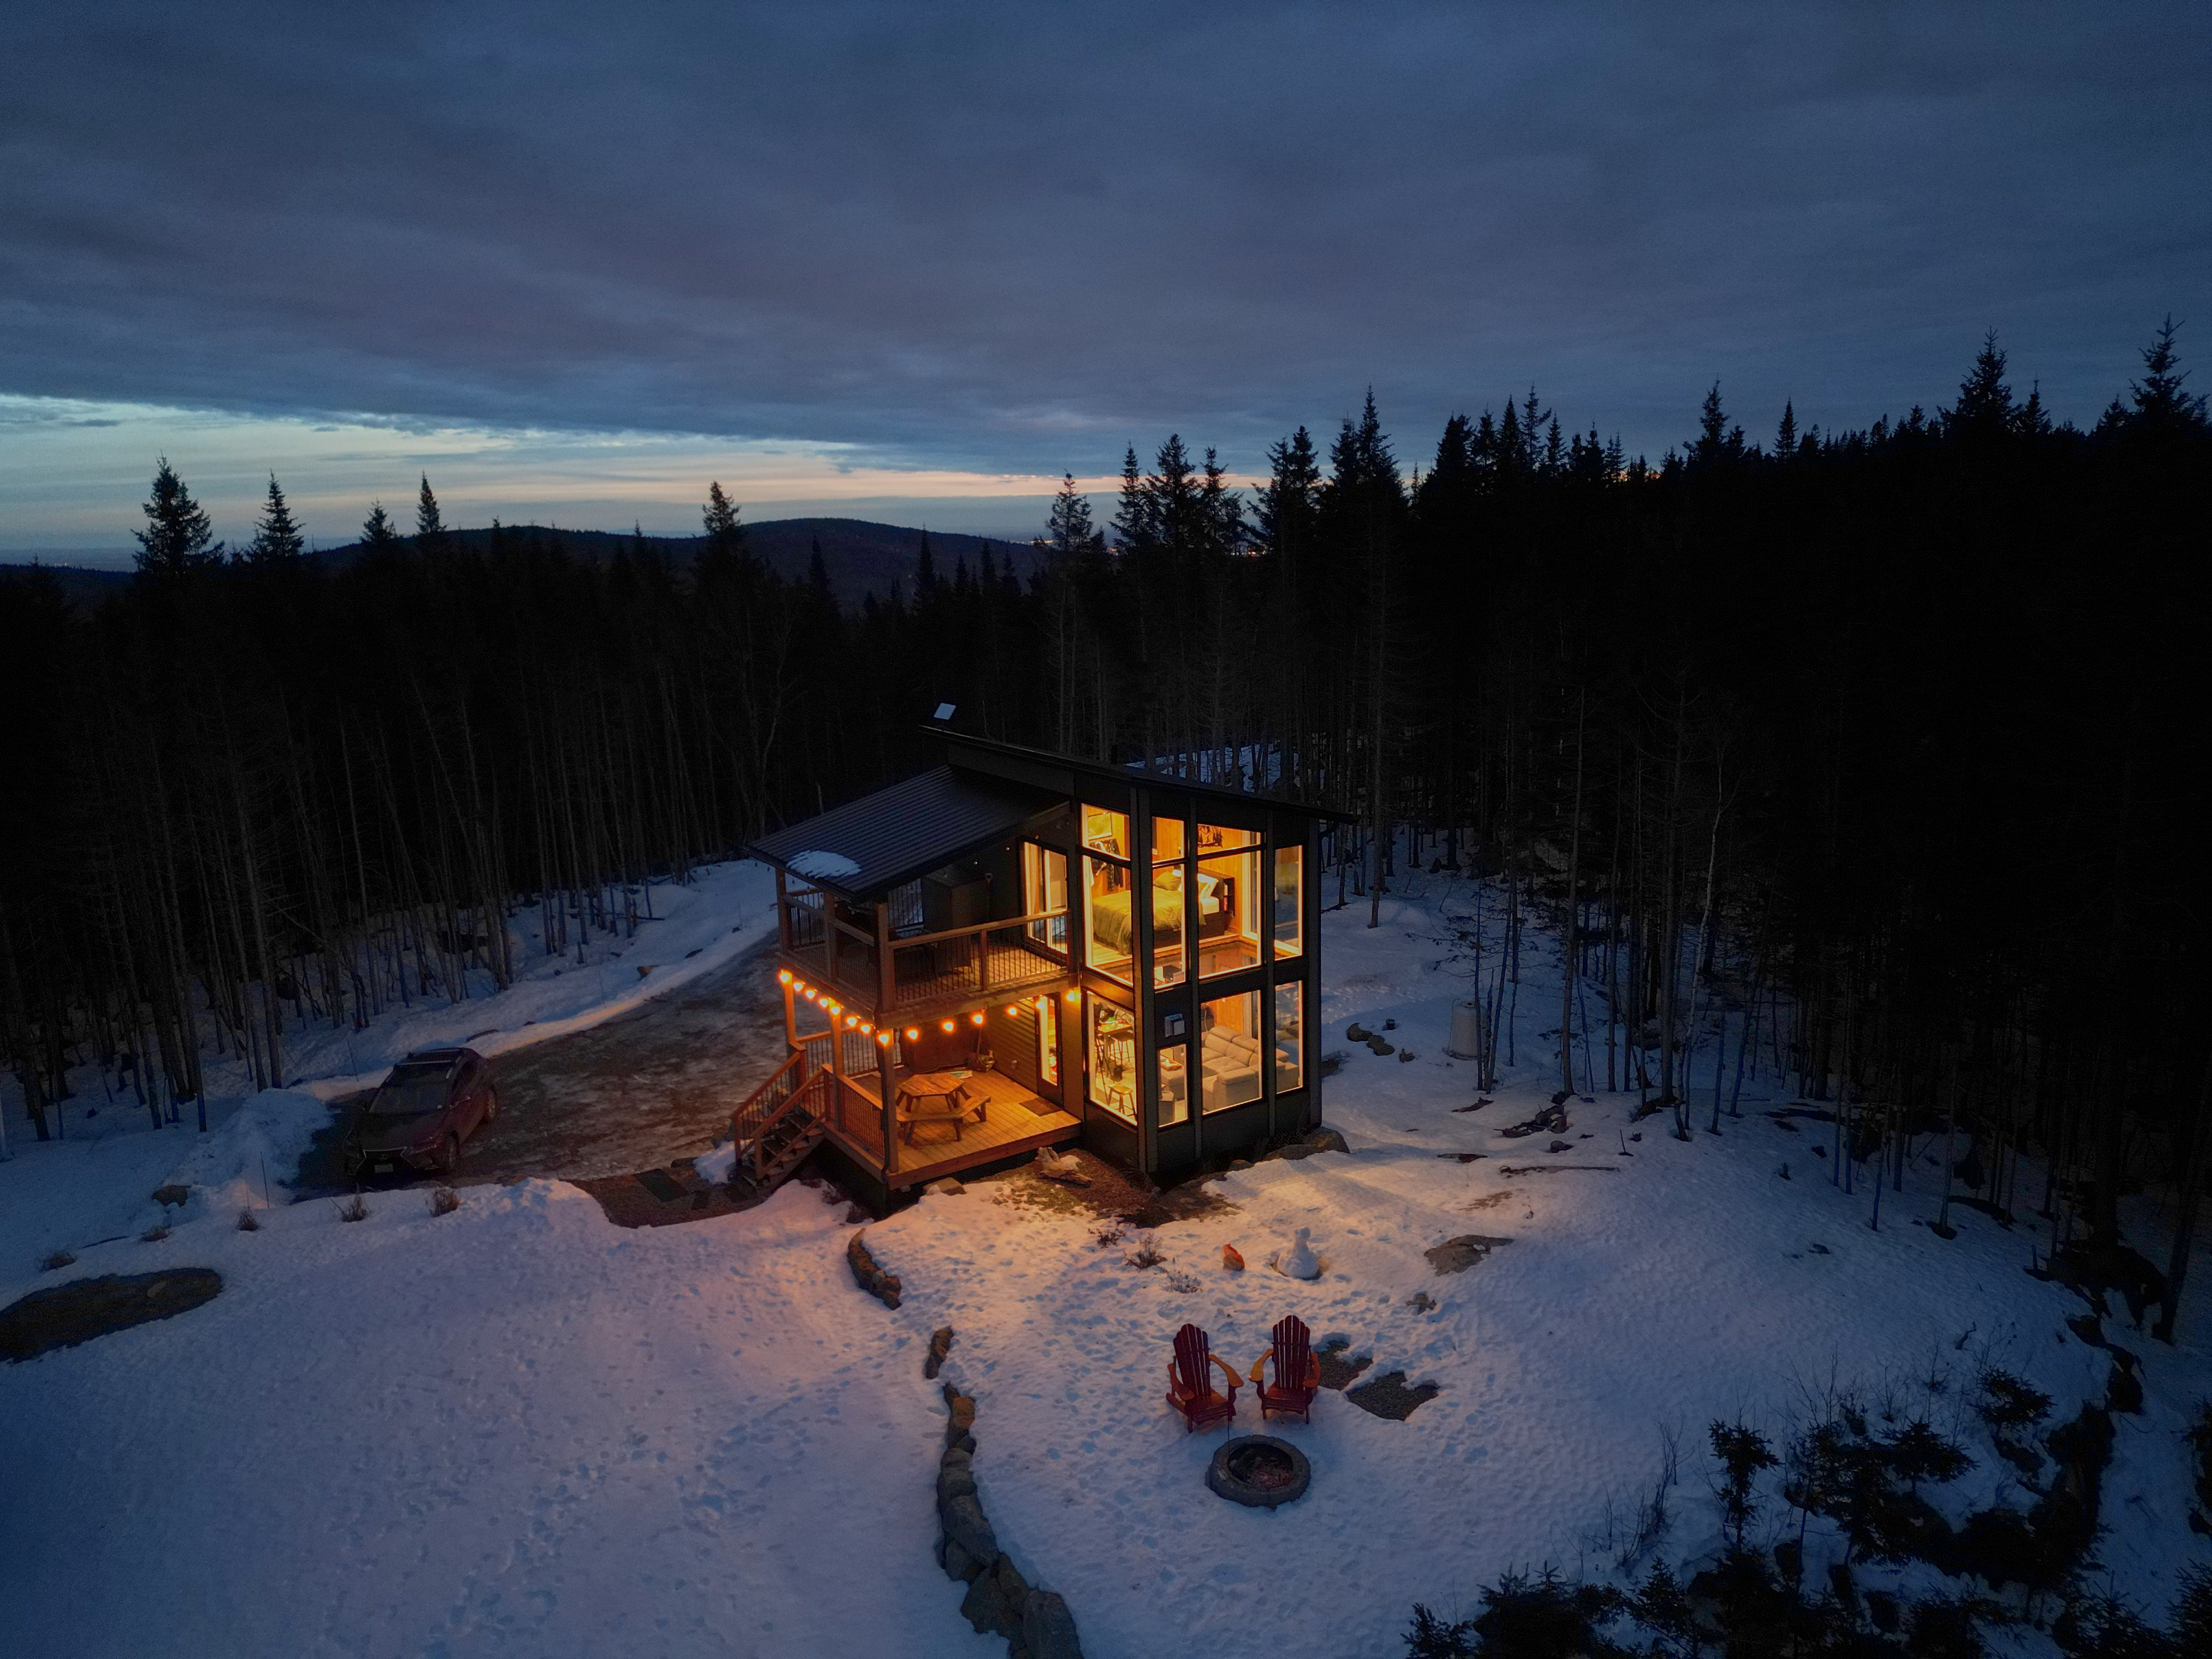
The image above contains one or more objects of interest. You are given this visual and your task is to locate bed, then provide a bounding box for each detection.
[1086,873,1228,956]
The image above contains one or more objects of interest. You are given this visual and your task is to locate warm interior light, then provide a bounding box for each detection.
[1064,990,1079,1003]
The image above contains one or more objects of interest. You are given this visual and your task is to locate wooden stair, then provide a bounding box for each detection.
[730,1051,832,1199]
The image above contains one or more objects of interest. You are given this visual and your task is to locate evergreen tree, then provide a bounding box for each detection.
[1045,473,1098,557]
[132,458,222,574]
[2124,315,2209,432]
[248,473,305,564]
[360,501,402,550]
[415,476,447,550]
[1774,400,1798,458]
[1252,427,1321,554]
[914,528,937,597]
[1691,383,1747,467]
[1110,445,1151,554]
[1944,330,2016,438]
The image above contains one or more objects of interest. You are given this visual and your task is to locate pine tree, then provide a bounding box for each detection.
[1944,330,2016,438]
[1691,383,1746,467]
[248,473,305,564]
[360,501,402,550]
[415,476,447,550]
[1774,400,1797,459]
[1252,427,1321,554]
[914,528,937,597]
[2124,315,2209,432]
[1045,473,1097,557]
[133,458,222,574]
[1110,445,1150,554]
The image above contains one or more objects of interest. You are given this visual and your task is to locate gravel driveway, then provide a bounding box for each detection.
[298,939,788,1194]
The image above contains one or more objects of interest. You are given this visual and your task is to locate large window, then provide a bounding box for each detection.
[1087,995,1136,1122]
[1158,1042,1190,1127]
[1039,992,1060,1087]
[1273,845,1303,959]
[1195,823,1261,979]
[1273,981,1304,1092]
[1083,855,1133,983]
[1023,843,1068,956]
[1082,805,1129,859]
[1199,989,1264,1114]
[1152,815,1187,988]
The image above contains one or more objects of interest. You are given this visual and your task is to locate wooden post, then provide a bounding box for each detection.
[877,900,898,1177]
[774,866,789,951]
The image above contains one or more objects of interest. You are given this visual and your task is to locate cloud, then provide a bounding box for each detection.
[1,0,2207,494]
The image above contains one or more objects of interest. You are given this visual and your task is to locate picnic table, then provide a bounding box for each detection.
[894,1071,990,1143]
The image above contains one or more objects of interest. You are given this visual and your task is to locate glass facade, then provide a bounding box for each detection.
[1087,994,1136,1122]
[1024,842,1068,955]
[1273,846,1302,958]
[1083,855,1133,983]
[1158,1041,1190,1126]
[1199,989,1265,1114]
[1273,981,1304,1093]
[1195,823,1261,978]
[1151,813,1188,989]
[1082,805,1129,859]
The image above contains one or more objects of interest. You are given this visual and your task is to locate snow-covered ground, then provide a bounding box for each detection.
[0,859,778,1261]
[4,861,2207,1657]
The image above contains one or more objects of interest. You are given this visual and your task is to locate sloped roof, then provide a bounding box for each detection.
[748,764,1059,898]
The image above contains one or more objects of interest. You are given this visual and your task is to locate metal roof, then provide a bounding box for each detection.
[747,764,1060,898]
[935,729,1364,823]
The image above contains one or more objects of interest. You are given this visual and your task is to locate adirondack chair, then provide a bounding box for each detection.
[1165,1323,1242,1432]
[1250,1314,1321,1424]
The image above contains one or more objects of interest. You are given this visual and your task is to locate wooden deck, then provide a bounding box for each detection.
[821,1066,1081,1184]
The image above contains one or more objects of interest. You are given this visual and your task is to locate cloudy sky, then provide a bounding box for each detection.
[3,2,2206,560]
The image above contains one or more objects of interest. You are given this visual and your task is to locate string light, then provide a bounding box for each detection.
[844,1015,857,1028]
[804,988,818,1002]
[905,1028,919,1040]
[876,1031,891,1046]
[969,1012,985,1026]
[1064,990,1079,1003]
[777,969,793,985]
[941,1019,955,1033]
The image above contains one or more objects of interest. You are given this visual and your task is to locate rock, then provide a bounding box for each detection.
[2106,1361,2144,1414]
[938,1458,977,1502]
[924,1325,956,1379]
[1368,1038,1396,1056]
[1547,1139,1572,1153]
[842,1204,868,1225]
[1036,1153,1091,1187]
[150,1184,190,1207]
[1282,1227,1321,1280]
[847,1230,902,1308]
[1405,1291,1436,1313]
[1424,1234,1513,1275]
[1227,1158,1252,1170]
[941,1493,998,1567]
[1221,1244,1245,1272]
[1022,1590,1084,1659]
[1305,1126,1350,1155]
[926,1177,964,1197]
[1345,1023,1369,1042]
[939,1533,985,1583]
[1397,1048,1415,1062]
[961,1562,1023,1637]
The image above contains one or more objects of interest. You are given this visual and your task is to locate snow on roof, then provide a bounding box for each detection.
[786,849,862,881]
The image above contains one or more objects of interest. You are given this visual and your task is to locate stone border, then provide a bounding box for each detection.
[1206,1434,1311,1508]
[934,1374,1082,1658]
[848,1228,902,1307]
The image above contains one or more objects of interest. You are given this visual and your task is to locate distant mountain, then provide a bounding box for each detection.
[2,517,1048,613]
[0,562,135,612]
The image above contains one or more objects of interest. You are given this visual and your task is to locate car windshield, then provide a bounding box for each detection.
[366,1074,449,1117]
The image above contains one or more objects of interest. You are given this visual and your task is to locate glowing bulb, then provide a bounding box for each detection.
[804,988,817,1002]
[876,1031,890,1046]
[970,1012,985,1025]
[1005,1006,1018,1017]
[905,1028,919,1040]
[860,1022,872,1034]
[1064,990,1079,1003]
[844,1015,857,1028]
[778,969,793,984]
[941,1020,955,1033]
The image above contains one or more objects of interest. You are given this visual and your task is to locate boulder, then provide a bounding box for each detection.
[940,1533,986,1583]
[940,1493,998,1566]
[847,1230,902,1308]
[924,1325,955,1379]
[1022,1590,1084,1658]
[926,1177,964,1197]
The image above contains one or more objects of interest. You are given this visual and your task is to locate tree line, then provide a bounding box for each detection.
[1,324,2206,1326]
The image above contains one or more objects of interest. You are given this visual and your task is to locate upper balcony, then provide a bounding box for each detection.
[778,884,1073,1019]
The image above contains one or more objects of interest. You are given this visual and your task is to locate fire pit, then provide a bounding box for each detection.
[1205,1435,1311,1508]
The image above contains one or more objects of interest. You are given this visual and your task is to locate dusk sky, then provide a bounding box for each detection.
[3,2,2206,561]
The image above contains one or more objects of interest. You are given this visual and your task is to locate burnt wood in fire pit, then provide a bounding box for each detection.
[1205,1435,1311,1508]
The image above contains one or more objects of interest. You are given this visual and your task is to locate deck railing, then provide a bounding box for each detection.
[784,907,1071,1014]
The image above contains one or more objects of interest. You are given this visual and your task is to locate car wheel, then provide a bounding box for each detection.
[442,1135,461,1175]
[484,1088,500,1122]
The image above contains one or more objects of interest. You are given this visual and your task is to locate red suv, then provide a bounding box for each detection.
[343,1047,500,1177]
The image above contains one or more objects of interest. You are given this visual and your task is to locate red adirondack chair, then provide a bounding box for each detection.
[1250,1314,1321,1424]
[1165,1323,1242,1432]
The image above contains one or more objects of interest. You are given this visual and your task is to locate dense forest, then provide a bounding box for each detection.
[2,328,2206,1325]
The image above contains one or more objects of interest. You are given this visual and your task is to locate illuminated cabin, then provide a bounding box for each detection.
[735,726,1342,1211]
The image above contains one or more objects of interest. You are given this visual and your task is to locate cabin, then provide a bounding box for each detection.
[733,726,1346,1212]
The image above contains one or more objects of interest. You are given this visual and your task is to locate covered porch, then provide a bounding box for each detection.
[822,1065,1080,1183]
